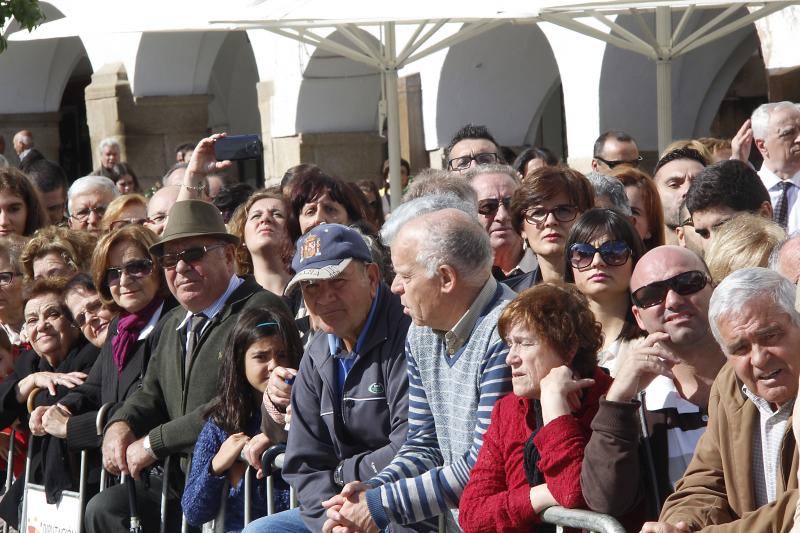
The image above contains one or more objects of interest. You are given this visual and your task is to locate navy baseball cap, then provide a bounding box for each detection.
[285,224,373,295]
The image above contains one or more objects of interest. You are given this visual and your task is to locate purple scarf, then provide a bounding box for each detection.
[111,298,163,374]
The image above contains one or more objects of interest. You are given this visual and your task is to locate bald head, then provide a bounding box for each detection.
[631,245,708,292]
[145,185,180,236]
[771,235,800,284]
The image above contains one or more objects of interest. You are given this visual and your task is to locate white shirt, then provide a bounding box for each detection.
[759,166,800,233]
[176,275,244,352]
[742,385,793,507]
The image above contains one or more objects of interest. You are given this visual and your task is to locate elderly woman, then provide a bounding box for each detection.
[0,167,49,237]
[287,172,369,240]
[63,273,116,348]
[38,225,175,453]
[0,236,27,346]
[21,225,96,282]
[509,167,595,290]
[228,188,293,297]
[0,277,100,528]
[100,193,148,232]
[459,283,612,532]
[564,208,646,371]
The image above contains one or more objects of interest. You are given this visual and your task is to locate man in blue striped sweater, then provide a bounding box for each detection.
[323,198,515,532]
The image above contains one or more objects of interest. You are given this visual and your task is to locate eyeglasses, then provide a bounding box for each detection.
[477,196,512,216]
[524,205,579,224]
[593,155,643,169]
[160,244,226,269]
[631,270,710,309]
[105,258,154,287]
[447,152,499,171]
[569,241,631,270]
[0,271,20,286]
[74,299,104,329]
[70,205,107,222]
[109,218,148,231]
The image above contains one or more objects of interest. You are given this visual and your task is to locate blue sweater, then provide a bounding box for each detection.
[181,413,289,532]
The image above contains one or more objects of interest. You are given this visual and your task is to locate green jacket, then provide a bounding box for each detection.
[109,277,287,461]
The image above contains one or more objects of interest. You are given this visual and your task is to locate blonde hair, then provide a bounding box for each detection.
[20,226,97,282]
[706,213,786,282]
[101,193,148,231]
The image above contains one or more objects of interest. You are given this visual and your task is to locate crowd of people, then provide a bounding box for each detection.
[0,99,797,533]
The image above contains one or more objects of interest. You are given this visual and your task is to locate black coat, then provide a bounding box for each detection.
[18,148,45,173]
[59,299,177,451]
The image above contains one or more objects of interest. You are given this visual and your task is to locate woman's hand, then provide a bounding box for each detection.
[539,366,595,424]
[211,432,250,476]
[42,404,71,438]
[16,371,87,402]
[28,405,48,436]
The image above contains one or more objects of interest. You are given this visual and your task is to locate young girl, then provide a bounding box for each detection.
[182,307,302,532]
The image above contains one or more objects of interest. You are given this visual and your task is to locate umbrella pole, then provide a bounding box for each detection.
[656,5,672,153]
[384,21,403,212]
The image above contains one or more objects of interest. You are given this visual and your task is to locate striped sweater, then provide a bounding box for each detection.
[365,282,515,530]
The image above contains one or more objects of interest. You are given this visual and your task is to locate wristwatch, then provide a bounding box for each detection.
[333,461,345,487]
[142,435,157,459]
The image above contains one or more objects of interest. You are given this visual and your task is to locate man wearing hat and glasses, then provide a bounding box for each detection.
[85,199,287,532]
[244,223,423,533]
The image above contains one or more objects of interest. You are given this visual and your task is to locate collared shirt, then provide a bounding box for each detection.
[137,302,165,341]
[0,322,22,346]
[327,284,383,399]
[759,166,800,233]
[18,148,31,162]
[742,384,794,507]
[441,276,498,355]
[176,275,244,352]
[492,247,538,281]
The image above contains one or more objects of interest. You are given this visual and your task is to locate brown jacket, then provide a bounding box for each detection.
[660,363,798,531]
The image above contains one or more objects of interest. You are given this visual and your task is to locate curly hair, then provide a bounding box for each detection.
[21,226,97,283]
[228,188,294,277]
[206,306,303,434]
[498,282,602,379]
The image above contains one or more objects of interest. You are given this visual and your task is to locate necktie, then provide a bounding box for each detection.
[185,313,208,377]
[774,181,793,229]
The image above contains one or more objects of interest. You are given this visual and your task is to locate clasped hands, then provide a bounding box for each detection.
[322,481,378,533]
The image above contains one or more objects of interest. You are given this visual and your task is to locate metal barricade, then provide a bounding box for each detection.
[1,427,16,533]
[95,402,114,493]
[540,506,626,533]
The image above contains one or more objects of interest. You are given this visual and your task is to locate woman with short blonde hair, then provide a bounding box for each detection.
[100,193,148,232]
[705,213,785,282]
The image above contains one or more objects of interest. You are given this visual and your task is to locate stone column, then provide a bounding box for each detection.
[256,81,277,184]
[398,74,427,174]
[0,112,61,164]
[85,62,209,188]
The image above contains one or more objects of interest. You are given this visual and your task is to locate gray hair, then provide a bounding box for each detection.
[751,101,798,140]
[381,193,479,246]
[67,175,119,214]
[401,169,477,205]
[98,137,121,154]
[414,209,493,284]
[708,267,800,350]
[768,231,800,273]
[463,163,520,184]
[585,171,632,216]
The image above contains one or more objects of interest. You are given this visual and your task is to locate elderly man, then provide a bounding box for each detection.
[652,148,707,245]
[93,137,121,180]
[444,124,503,173]
[26,159,69,225]
[685,160,772,252]
[642,267,799,532]
[465,164,536,282]
[67,175,119,234]
[591,130,641,173]
[322,199,515,532]
[769,233,800,284]
[84,200,287,532]
[749,102,800,231]
[243,224,417,532]
[13,129,44,172]
[581,246,725,527]
[145,185,180,236]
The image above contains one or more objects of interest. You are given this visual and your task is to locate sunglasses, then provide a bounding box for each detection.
[105,258,154,287]
[593,155,643,169]
[524,205,579,224]
[160,244,226,269]
[631,270,709,309]
[569,241,631,270]
[109,218,148,231]
[477,196,512,216]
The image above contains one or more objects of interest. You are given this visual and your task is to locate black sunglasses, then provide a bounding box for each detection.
[477,196,512,216]
[569,241,631,270]
[631,270,709,308]
[105,259,154,287]
[593,155,643,169]
[160,244,226,269]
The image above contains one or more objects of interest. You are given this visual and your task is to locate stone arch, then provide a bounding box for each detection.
[435,23,562,155]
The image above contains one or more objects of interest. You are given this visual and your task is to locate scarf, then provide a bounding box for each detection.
[111,297,162,374]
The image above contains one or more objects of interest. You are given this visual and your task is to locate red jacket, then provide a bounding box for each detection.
[459,368,612,533]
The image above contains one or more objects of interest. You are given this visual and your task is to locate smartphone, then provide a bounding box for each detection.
[214,134,263,161]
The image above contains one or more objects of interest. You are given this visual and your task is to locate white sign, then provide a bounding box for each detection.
[23,484,82,533]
